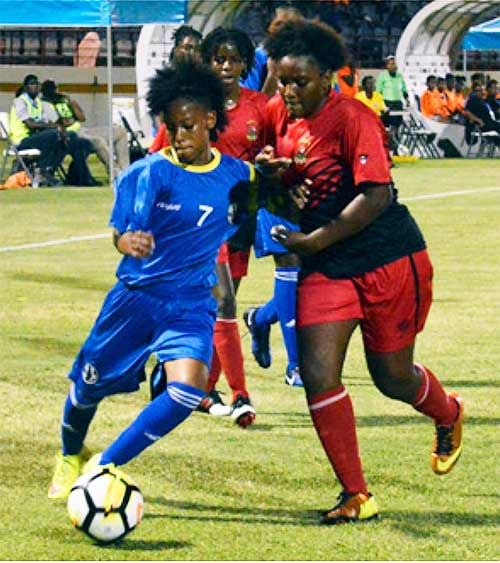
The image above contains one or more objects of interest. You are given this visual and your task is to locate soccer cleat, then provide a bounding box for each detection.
[243,307,271,368]
[320,491,379,525]
[231,394,256,428]
[197,389,232,416]
[82,452,106,474]
[285,366,304,387]
[432,393,464,475]
[150,361,167,401]
[48,445,91,500]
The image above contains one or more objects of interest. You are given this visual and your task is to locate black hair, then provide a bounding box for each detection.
[147,60,227,141]
[201,27,255,79]
[486,79,498,89]
[426,75,437,84]
[437,76,445,83]
[41,79,66,104]
[361,75,374,88]
[172,25,202,47]
[445,73,455,81]
[264,19,346,73]
[22,74,39,86]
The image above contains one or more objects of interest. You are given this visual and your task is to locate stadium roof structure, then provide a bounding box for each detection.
[462,16,500,51]
[396,0,500,95]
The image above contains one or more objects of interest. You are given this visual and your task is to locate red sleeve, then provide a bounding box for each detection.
[341,104,391,187]
[263,94,282,147]
[148,123,168,154]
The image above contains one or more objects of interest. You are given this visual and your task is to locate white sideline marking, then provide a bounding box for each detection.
[0,186,499,254]
[0,233,109,253]
[401,186,500,202]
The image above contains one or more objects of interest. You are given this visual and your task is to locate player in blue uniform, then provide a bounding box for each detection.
[48,61,254,499]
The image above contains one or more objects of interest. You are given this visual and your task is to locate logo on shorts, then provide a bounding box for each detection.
[82,363,99,384]
[227,202,237,224]
[360,154,368,165]
[398,319,411,333]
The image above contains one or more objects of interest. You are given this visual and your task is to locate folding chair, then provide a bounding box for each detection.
[399,114,440,159]
[112,97,150,162]
[0,111,40,184]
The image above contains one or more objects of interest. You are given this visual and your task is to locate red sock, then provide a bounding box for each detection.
[413,364,458,426]
[213,319,248,401]
[308,386,368,495]
[206,346,221,393]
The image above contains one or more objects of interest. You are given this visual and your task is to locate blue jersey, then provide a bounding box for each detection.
[111,148,254,291]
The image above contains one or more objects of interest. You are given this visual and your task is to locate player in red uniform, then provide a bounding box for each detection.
[194,27,269,423]
[258,19,464,524]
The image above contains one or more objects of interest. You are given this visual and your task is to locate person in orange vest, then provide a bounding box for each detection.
[336,62,359,97]
[420,75,449,122]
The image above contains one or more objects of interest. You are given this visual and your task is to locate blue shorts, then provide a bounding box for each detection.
[68,281,217,403]
[254,208,300,258]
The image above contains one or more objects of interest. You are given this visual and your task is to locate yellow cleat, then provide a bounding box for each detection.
[82,452,107,474]
[48,445,91,500]
[432,393,464,475]
[320,492,379,525]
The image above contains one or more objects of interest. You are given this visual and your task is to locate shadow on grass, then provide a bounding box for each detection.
[106,539,192,551]
[257,412,499,428]
[14,335,79,356]
[146,498,318,527]
[385,509,497,538]
[7,271,110,292]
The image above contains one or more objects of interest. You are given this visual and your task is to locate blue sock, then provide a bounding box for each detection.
[62,383,98,455]
[255,298,279,326]
[274,266,299,370]
[100,381,204,466]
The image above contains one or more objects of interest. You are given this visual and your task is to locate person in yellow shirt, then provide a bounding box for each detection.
[355,76,387,117]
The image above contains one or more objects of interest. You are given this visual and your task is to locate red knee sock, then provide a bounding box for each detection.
[213,319,248,401]
[413,364,458,426]
[206,346,221,393]
[308,386,368,495]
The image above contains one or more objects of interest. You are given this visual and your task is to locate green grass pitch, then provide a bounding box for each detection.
[0,158,499,560]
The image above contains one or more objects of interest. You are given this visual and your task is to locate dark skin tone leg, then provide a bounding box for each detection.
[299,320,422,405]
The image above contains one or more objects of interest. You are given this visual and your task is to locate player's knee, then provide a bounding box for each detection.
[71,380,100,408]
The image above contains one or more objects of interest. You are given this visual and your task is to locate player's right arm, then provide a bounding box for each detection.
[113,229,155,258]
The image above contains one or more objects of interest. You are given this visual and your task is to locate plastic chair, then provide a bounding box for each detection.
[0,111,40,184]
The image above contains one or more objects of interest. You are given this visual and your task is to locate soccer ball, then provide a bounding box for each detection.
[67,466,144,544]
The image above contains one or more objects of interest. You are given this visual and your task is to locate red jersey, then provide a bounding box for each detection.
[213,87,268,162]
[264,90,425,278]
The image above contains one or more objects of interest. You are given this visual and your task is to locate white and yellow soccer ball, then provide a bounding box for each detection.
[67,465,144,544]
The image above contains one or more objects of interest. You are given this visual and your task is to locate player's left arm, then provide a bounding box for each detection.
[272,183,392,255]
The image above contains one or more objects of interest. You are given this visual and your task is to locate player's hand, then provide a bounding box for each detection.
[255,145,292,177]
[119,231,155,258]
[270,225,315,255]
[289,178,312,210]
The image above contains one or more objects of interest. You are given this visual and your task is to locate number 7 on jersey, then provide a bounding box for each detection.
[197,205,213,227]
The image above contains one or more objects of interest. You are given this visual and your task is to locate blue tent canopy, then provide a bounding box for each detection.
[0,0,187,26]
[462,17,500,50]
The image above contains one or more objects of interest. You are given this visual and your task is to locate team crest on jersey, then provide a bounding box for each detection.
[294,135,313,165]
[246,120,258,142]
[82,363,99,384]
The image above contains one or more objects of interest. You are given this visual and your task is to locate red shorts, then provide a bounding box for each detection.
[217,243,229,264]
[228,248,250,279]
[297,250,433,353]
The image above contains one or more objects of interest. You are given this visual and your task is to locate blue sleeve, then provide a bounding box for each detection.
[130,160,171,232]
[109,170,135,233]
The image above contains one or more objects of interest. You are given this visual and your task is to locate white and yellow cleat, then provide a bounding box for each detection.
[48,445,91,500]
[432,393,464,475]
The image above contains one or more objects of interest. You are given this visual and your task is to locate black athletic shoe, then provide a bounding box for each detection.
[197,389,231,416]
[243,307,271,368]
[149,361,167,400]
[230,394,256,428]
